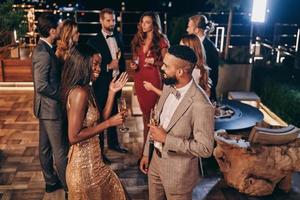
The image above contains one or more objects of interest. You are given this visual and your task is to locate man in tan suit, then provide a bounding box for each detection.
[140,45,215,200]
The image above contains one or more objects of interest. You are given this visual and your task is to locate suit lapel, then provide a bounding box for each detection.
[165,82,197,132]
[38,40,57,65]
[98,32,112,60]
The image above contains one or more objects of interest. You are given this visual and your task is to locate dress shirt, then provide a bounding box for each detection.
[101,29,120,77]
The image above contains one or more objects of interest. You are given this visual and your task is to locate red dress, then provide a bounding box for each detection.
[134,38,169,118]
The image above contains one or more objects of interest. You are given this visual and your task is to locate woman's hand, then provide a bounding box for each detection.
[144,57,155,66]
[130,62,138,70]
[107,111,125,127]
[109,72,128,93]
[143,81,154,91]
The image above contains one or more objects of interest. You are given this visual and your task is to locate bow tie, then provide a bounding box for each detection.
[170,87,181,100]
[106,34,115,39]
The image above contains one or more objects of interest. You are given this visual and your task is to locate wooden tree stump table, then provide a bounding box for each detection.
[213,131,300,196]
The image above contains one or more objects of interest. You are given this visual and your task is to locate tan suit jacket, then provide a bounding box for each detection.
[143,80,215,194]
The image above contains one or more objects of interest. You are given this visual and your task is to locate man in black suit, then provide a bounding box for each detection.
[187,15,219,102]
[87,8,128,163]
[32,13,68,193]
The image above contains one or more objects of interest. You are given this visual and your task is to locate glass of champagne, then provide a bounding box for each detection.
[117,98,129,133]
[144,50,152,67]
[149,105,158,142]
[148,105,158,163]
[116,48,121,60]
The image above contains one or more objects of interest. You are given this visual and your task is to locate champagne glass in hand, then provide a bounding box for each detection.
[130,56,139,70]
[148,105,158,163]
[149,105,158,143]
[116,48,121,60]
[144,50,154,67]
[117,98,129,133]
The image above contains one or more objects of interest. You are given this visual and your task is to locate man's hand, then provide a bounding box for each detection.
[107,59,119,70]
[139,156,149,174]
[149,125,167,144]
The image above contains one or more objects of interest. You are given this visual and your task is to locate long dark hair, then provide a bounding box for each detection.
[61,44,97,107]
[131,12,165,59]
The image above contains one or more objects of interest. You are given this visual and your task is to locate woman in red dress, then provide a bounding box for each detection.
[130,12,169,151]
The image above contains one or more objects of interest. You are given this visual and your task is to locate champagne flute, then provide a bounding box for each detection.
[148,105,158,163]
[116,48,121,60]
[149,106,158,126]
[117,98,129,133]
[149,107,158,144]
[144,50,152,67]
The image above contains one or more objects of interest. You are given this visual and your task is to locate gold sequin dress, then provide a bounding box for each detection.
[66,94,128,200]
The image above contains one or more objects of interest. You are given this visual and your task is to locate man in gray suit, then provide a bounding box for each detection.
[140,45,215,200]
[32,13,68,193]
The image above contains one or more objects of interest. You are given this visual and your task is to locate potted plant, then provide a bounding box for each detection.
[0,0,26,53]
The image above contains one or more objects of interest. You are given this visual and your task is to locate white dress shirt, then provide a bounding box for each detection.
[155,80,194,152]
[39,37,53,49]
[101,29,120,77]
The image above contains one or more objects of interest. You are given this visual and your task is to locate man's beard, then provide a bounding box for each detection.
[104,26,115,32]
[162,76,178,85]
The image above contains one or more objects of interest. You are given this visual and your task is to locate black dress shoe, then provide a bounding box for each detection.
[109,145,128,153]
[45,181,63,193]
[102,154,112,165]
[65,191,68,200]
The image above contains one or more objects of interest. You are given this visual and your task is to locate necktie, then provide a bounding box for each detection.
[106,34,114,39]
[170,87,181,100]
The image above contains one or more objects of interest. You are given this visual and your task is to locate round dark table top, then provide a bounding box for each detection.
[214,100,264,131]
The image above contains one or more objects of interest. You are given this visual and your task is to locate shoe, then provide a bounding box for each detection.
[65,191,68,200]
[109,145,128,153]
[102,154,112,165]
[45,181,63,193]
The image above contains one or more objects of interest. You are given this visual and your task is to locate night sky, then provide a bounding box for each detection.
[12,0,300,24]
[76,0,300,24]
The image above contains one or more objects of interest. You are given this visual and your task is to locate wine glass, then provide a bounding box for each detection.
[144,50,152,67]
[116,48,121,60]
[149,105,158,143]
[117,98,129,133]
[148,105,158,163]
[132,56,139,65]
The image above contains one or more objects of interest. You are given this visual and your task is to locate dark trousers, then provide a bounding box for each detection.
[39,119,68,190]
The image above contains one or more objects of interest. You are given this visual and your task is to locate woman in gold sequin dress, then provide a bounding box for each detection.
[61,44,129,200]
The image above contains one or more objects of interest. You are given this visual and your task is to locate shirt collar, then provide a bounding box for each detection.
[101,29,113,38]
[40,37,53,49]
[198,35,205,42]
[174,79,193,97]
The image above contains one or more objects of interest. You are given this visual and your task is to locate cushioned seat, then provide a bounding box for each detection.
[248,125,299,145]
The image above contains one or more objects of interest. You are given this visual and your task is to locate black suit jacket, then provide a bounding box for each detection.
[86,31,126,109]
[202,37,219,101]
[32,39,61,119]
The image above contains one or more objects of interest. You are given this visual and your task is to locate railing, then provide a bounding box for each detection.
[13,4,300,58]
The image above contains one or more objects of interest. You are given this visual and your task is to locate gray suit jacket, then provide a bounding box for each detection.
[143,80,215,193]
[32,40,61,120]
